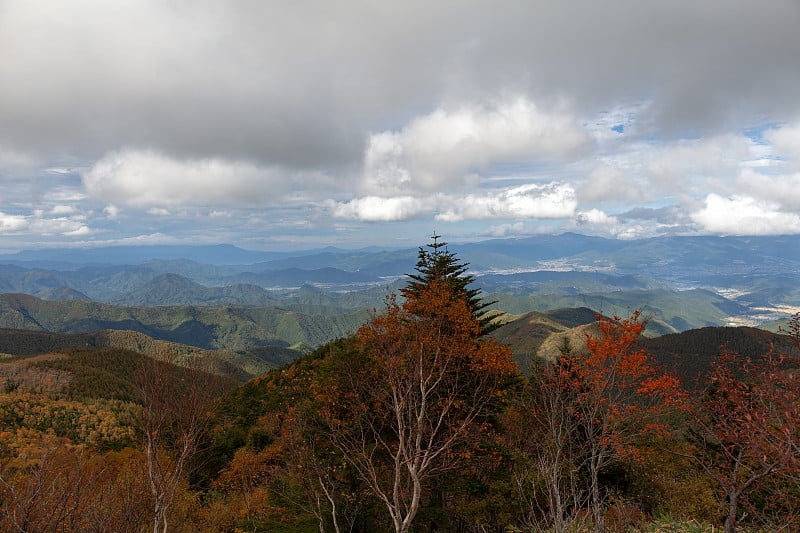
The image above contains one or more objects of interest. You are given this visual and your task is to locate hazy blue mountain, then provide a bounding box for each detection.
[36,286,91,301]
[0,244,286,266]
[0,233,796,332]
[228,267,382,287]
[111,273,283,307]
[453,232,628,268]
[475,271,663,296]
[254,249,417,275]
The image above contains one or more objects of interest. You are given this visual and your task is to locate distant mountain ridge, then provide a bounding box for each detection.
[0,233,796,333]
[490,307,599,366]
[110,273,282,307]
[640,326,800,385]
[0,326,299,380]
[493,310,799,380]
[0,293,370,352]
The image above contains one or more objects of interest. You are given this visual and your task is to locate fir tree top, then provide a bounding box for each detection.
[401,233,500,334]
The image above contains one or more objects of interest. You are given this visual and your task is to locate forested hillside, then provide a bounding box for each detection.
[0,327,300,380]
[0,293,369,351]
[2,240,800,532]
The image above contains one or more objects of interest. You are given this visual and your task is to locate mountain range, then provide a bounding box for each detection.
[0,233,795,365]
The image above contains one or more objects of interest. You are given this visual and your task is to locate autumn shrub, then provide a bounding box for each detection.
[0,392,135,462]
[0,445,152,532]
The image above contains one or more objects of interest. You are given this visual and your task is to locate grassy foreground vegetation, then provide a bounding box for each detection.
[1,240,799,532]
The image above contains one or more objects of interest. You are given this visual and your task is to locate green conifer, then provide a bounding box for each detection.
[401,233,501,334]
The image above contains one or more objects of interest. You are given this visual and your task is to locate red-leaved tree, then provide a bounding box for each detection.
[566,312,683,532]
[680,344,800,533]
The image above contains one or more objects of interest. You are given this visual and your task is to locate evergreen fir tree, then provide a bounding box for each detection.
[401,233,501,334]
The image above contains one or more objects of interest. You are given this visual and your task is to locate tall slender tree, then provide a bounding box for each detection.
[319,279,518,533]
[401,233,500,334]
[136,355,233,533]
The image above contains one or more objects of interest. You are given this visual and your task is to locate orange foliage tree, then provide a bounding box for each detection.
[0,443,152,532]
[319,280,518,533]
[563,312,683,532]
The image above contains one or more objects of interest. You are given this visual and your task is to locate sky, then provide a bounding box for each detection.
[1,1,800,251]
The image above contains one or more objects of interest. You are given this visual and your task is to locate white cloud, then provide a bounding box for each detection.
[578,165,646,205]
[436,183,577,222]
[691,193,800,235]
[737,168,800,211]
[569,208,671,239]
[764,123,800,162]
[644,135,754,192]
[50,205,76,215]
[48,189,89,203]
[362,98,590,196]
[82,149,295,207]
[63,225,91,237]
[482,222,526,238]
[0,211,90,236]
[575,208,618,226]
[578,133,767,209]
[65,233,179,248]
[327,183,577,223]
[328,196,432,222]
[0,213,28,232]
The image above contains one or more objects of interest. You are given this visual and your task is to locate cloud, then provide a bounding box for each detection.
[50,205,77,216]
[0,211,90,236]
[482,222,527,238]
[436,183,577,222]
[103,205,120,219]
[578,165,646,205]
[2,1,800,246]
[82,149,297,207]
[67,233,178,248]
[0,213,28,233]
[575,208,618,227]
[577,133,764,209]
[63,225,91,237]
[328,183,577,223]
[691,193,800,235]
[362,98,590,195]
[328,196,432,222]
[618,206,685,226]
[764,123,800,167]
[3,0,799,171]
[737,168,800,211]
[0,147,37,175]
[567,205,693,239]
[644,135,753,188]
